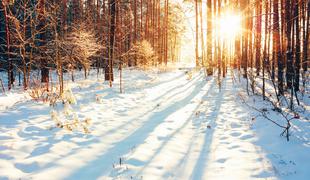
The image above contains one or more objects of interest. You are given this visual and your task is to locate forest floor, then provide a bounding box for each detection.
[0,67,309,180]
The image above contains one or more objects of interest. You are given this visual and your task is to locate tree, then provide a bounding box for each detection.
[199,0,205,67]
[273,0,284,96]
[107,0,116,87]
[241,0,248,79]
[195,0,199,66]
[206,0,212,75]
[285,0,293,89]
[302,0,309,87]
[129,40,157,68]
[262,0,270,100]
[0,1,14,90]
[36,0,49,89]
[66,23,101,79]
[255,1,262,76]
[293,0,301,92]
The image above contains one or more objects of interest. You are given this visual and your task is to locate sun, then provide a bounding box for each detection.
[217,12,241,40]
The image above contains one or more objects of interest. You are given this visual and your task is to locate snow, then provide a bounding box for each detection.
[0,67,309,180]
[0,91,30,111]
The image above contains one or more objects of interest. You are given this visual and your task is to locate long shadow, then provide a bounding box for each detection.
[74,71,209,122]
[134,78,216,176]
[3,70,205,177]
[0,100,50,128]
[0,85,103,174]
[144,71,202,100]
[69,70,200,117]
[74,70,203,137]
[73,70,204,141]
[64,72,208,180]
[149,71,203,102]
[190,77,227,180]
[0,69,204,178]
[138,70,187,90]
[172,78,218,176]
[24,71,206,176]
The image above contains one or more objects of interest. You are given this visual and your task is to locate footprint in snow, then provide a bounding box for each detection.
[0,153,14,160]
[228,145,240,149]
[156,166,164,170]
[220,136,229,140]
[216,158,228,163]
[230,132,242,137]
[230,123,242,128]
[15,161,39,173]
[0,135,13,140]
[157,136,167,141]
[29,144,52,157]
[240,134,254,140]
[220,141,230,145]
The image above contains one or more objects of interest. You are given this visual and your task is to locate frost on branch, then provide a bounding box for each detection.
[124,40,157,68]
[64,23,101,72]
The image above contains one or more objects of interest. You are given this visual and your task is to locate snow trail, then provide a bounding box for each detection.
[191,72,276,180]
[0,69,280,180]
[111,71,276,180]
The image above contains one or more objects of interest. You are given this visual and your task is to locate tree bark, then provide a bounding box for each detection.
[285,0,293,89]
[108,0,116,87]
[195,0,199,66]
[294,0,300,92]
[273,0,284,95]
[255,1,262,76]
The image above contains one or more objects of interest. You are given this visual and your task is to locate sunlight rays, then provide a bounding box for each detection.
[215,12,242,40]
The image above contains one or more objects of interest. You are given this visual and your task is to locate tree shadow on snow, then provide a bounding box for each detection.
[63,71,209,180]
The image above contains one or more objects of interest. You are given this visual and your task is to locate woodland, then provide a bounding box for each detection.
[0,0,309,179]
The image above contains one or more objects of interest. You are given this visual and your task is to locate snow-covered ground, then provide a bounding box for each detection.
[0,91,29,111]
[0,67,309,180]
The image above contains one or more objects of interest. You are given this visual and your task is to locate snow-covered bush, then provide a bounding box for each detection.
[125,40,157,68]
[28,79,49,102]
[50,108,91,134]
[50,87,91,133]
[61,88,77,105]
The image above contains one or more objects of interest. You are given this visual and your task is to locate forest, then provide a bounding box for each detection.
[0,0,309,179]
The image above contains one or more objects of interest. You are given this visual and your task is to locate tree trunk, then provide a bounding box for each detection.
[1,2,13,90]
[38,0,49,90]
[241,0,248,79]
[294,0,300,92]
[262,0,269,100]
[108,0,116,87]
[302,0,309,87]
[285,0,293,89]
[274,0,284,95]
[199,0,205,67]
[195,0,199,66]
[206,0,213,75]
[255,1,262,76]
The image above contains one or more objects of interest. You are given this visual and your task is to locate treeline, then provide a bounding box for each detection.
[0,0,185,93]
[194,0,309,100]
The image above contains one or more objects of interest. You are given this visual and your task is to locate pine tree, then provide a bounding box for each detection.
[273,0,284,95]
[255,1,262,76]
[206,0,212,75]
[293,0,300,92]
[108,0,116,87]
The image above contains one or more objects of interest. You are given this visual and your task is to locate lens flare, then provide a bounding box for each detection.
[217,13,241,40]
